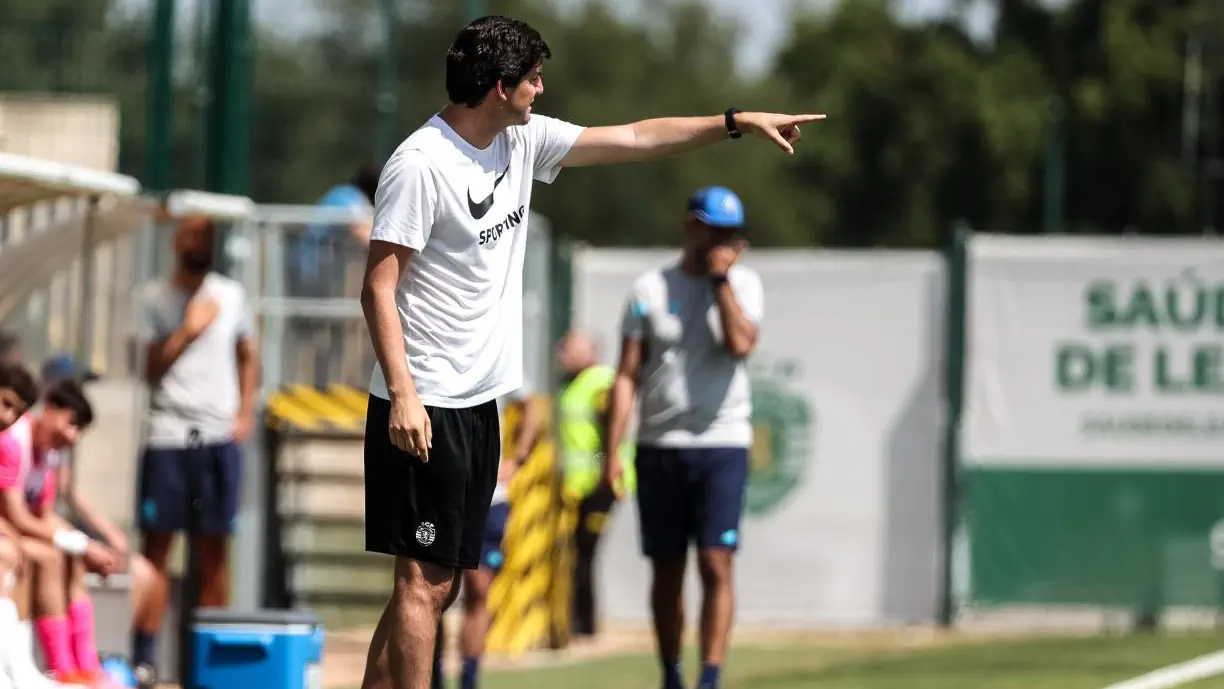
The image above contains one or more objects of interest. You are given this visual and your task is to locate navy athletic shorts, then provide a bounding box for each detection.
[481,502,511,572]
[137,441,243,535]
[634,446,749,559]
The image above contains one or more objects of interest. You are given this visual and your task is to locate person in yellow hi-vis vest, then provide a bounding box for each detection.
[556,331,635,639]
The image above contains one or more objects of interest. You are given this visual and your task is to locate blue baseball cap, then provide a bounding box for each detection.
[686,186,746,229]
[41,355,99,384]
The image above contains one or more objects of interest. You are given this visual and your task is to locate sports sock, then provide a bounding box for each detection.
[697,663,722,689]
[663,658,685,689]
[460,656,481,689]
[34,615,77,675]
[132,630,158,668]
[68,598,103,674]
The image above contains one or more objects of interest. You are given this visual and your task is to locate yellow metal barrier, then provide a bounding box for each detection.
[265,383,367,434]
[486,397,571,656]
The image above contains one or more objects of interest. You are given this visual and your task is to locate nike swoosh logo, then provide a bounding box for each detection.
[467,164,511,220]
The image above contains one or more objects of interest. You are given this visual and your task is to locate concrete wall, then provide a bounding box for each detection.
[0,93,119,171]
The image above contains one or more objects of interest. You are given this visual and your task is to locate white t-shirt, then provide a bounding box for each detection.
[620,263,764,448]
[368,113,585,408]
[138,273,253,447]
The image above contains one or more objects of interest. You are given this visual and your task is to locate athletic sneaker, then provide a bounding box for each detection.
[133,662,158,689]
[10,669,87,689]
[0,634,86,689]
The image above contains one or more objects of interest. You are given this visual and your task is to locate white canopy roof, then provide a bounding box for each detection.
[0,152,140,213]
[163,189,255,220]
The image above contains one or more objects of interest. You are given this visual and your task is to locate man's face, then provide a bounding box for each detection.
[556,332,595,377]
[0,388,27,432]
[174,218,215,275]
[686,217,743,256]
[502,66,543,125]
[35,406,82,451]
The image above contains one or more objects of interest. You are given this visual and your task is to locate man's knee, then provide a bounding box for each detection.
[129,554,159,597]
[461,570,490,613]
[696,549,734,587]
[142,532,174,572]
[392,557,456,616]
[0,537,20,569]
[650,557,687,592]
[200,535,230,564]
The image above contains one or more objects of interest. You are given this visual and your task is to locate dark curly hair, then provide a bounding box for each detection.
[43,378,94,429]
[446,15,551,108]
[0,362,38,408]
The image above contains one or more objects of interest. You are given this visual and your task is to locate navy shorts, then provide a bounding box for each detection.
[481,502,511,572]
[137,441,243,535]
[634,446,749,559]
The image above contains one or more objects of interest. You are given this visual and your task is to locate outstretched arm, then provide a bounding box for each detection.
[560,111,826,167]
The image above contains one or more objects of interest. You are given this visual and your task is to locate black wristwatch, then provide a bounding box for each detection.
[724,108,742,139]
[709,273,730,287]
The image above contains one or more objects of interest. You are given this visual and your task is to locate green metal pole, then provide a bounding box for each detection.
[1043,96,1067,234]
[465,0,485,21]
[147,0,175,191]
[205,0,252,195]
[937,221,969,628]
[194,0,213,189]
[375,0,399,160]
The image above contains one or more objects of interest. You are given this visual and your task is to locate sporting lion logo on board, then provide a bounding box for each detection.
[746,357,813,516]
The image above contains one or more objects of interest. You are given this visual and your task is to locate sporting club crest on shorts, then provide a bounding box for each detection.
[415,521,437,546]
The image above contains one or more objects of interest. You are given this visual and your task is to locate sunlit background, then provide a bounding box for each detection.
[2,1,1224,688]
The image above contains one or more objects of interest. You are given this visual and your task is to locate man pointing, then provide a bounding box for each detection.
[358,15,820,689]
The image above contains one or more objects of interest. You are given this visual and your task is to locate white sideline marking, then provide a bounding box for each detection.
[1103,650,1224,689]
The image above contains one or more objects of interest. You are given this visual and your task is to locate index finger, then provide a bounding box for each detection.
[788,113,827,124]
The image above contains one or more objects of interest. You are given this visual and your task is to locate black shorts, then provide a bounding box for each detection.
[363,394,501,569]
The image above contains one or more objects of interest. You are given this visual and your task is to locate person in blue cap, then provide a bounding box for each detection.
[602,186,764,689]
[39,356,100,386]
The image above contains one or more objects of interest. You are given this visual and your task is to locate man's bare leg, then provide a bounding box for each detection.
[199,534,230,608]
[650,556,687,689]
[134,531,174,685]
[360,557,458,689]
[696,548,735,689]
[458,566,494,688]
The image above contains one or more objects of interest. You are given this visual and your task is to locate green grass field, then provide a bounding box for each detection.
[462,634,1224,689]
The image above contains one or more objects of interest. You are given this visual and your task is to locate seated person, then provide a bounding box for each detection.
[40,356,163,687]
[0,361,56,689]
[0,380,122,688]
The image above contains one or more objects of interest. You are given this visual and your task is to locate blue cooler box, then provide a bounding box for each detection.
[192,609,324,689]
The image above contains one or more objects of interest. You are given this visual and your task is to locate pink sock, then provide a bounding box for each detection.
[34,614,77,674]
[69,598,102,674]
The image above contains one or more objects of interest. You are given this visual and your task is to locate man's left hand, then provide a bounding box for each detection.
[232,409,256,444]
[735,112,826,155]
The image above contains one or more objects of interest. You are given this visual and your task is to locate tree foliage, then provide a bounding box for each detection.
[0,0,1219,246]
